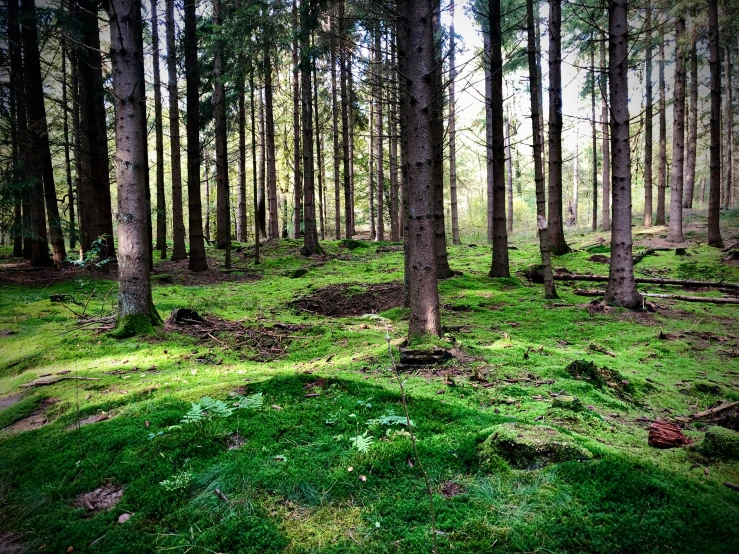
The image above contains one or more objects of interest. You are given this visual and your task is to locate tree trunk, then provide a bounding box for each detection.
[339,1,352,238]
[683,39,698,209]
[71,48,81,256]
[8,0,27,258]
[707,0,723,247]
[526,0,557,299]
[257,88,266,238]
[725,46,734,210]
[313,55,325,240]
[213,0,229,251]
[250,69,260,264]
[400,0,441,337]
[667,17,686,243]
[332,18,342,240]
[547,0,569,254]
[484,33,494,243]
[590,41,598,231]
[489,0,510,277]
[374,28,385,241]
[299,0,321,256]
[184,0,208,270]
[572,125,579,226]
[204,157,211,242]
[264,49,279,240]
[600,39,611,233]
[603,0,641,310]
[292,0,302,239]
[150,0,166,258]
[165,0,187,261]
[389,27,400,241]
[20,0,55,267]
[656,22,667,225]
[61,28,76,251]
[109,0,161,337]
[347,50,356,236]
[237,83,248,243]
[449,0,460,245]
[506,111,514,231]
[432,3,452,277]
[369,91,376,240]
[644,6,653,226]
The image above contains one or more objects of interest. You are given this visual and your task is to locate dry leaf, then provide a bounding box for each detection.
[359,475,367,482]
[347,466,354,472]
[407,457,414,468]
[271,405,283,411]
[118,513,131,524]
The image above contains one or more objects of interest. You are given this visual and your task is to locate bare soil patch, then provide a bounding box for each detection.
[2,398,58,432]
[0,394,23,410]
[0,533,24,554]
[74,483,123,511]
[0,258,114,287]
[290,282,403,317]
[152,258,259,286]
[587,254,611,264]
[66,412,113,431]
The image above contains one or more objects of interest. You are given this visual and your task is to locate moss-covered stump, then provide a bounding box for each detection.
[110,312,162,339]
[696,426,739,460]
[552,395,585,412]
[479,422,592,470]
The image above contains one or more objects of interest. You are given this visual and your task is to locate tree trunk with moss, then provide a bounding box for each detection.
[109,0,161,337]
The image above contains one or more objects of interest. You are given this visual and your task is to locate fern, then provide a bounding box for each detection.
[233,392,264,411]
[181,397,234,425]
[350,432,374,453]
[366,410,413,428]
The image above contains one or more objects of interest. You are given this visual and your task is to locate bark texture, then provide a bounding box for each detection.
[707,0,723,247]
[264,50,279,239]
[683,40,698,209]
[449,0,460,245]
[656,23,667,225]
[725,47,734,210]
[484,33,494,244]
[292,0,302,238]
[213,0,230,251]
[644,5,653,226]
[667,18,686,243]
[151,0,166,258]
[600,40,610,232]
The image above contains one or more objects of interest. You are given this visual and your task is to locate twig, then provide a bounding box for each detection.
[214,488,229,503]
[207,333,229,348]
[691,401,739,420]
[724,482,739,492]
[721,241,739,252]
[385,328,438,554]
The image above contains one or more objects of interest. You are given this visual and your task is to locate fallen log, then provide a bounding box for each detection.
[724,482,739,492]
[721,241,739,253]
[19,376,101,388]
[691,401,739,420]
[554,272,739,290]
[573,289,739,305]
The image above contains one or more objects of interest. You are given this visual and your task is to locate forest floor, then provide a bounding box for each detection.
[1,209,739,553]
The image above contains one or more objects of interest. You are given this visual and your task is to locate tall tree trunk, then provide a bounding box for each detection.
[264,49,279,239]
[591,40,598,231]
[250,69,260,264]
[184,0,208,270]
[600,39,611,232]
[547,0,569,254]
[61,27,76,251]
[369,91,376,240]
[21,0,55,267]
[71,48,81,256]
[8,0,26,258]
[213,0,230,251]
[707,0,723,247]
[258,88,266,237]
[432,3,452,277]
[400,0,441,337]
[150,0,166,258]
[299,0,321,256]
[449,0,460,245]
[332,18,342,239]
[339,2,352,238]
[292,0,302,239]
[667,17,686,243]
[506,111,514,231]
[725,46,734,210]
[109,0,161,336]
[389,27,400,241]
[166,0,187,260]
[375,28,385,241]
[526,0,556,298]
[683,39,698,209]
[644,6,653,227]
[237,83,248,242]
[656,22,667,225]
[489,0,510,277]
[484,33,494,243]
[204,157,211,242]
[572,126,579,225]
[347,50,356,236]
[314,56,326,240]
[603,0,641,310]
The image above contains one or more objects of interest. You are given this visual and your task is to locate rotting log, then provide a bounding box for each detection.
[691,401,739,420]
[20,376,101,388]
[573,289,739,305]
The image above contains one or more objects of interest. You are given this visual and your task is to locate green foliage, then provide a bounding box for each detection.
[181,397,235,425]
[349,431,374,453]
[366,410,412,428]
[233,392,264,411]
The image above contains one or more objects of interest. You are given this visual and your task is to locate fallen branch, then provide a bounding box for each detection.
[553,272,739,290]
[573,289,739,305]
[724,482,739,492]
[20,376,101,388]
[721,241,739,252]
[589,342,617,357]
[690,401,739,420]
[214,488,229,503]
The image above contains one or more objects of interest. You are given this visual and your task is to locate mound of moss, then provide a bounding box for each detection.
[552,395,585,412]
[480,422,592,470]
[696,426,739,461]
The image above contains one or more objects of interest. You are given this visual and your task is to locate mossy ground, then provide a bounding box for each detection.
[1,210,738,552]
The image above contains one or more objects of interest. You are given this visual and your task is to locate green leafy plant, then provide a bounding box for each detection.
[181,397,235,437]
[349,431,374,453]
[160,471,192,492]
[366,410,413,428]
[233,392,263,411]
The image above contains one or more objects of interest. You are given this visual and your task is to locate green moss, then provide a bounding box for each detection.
[696,426,739,460]
[552,395,585,412]
[109,311,162,339]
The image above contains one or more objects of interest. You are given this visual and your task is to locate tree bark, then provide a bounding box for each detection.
[213,0,230,252]
[547,0,569,254]
[369,91,376,240]
[184,0,208,270]
[600,39,610,233]
[489,0,510,277]
[332,18,342,240]
[257,88,266,238]
[484,33,494,243]
[237,83,248,242]
[375,27,385,241]
[506,111,514,231]
[339,0,352,238]
[8,0,27,258]
[449,0,460,245]
[250,69,260,264]
[204,157,211,242]
[724,46,734,210]
[149,0,166,259]
[165,0,187,261]
[292,0,302,239]
[264,49,279,240]
[389,27,400,241]
[644,5,654,226]
[667,17,687,243]
[108,0,161,336]
[61,25,76,251]
[603,0,641,310]
[591,40,598,231]
[313,53,325,240]
[299,0,321,256]
[347,50,356,236]
[399,0,441,337]
[571,125,578,225]
[683,39,698,209]
[526,0,557,299]
[707,0,723,247]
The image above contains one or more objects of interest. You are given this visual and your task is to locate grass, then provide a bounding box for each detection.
[0,211,738,552]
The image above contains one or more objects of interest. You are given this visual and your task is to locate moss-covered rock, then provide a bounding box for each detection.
[696,426,739,460]
[479,422,592,470]
[552,395,585,412]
